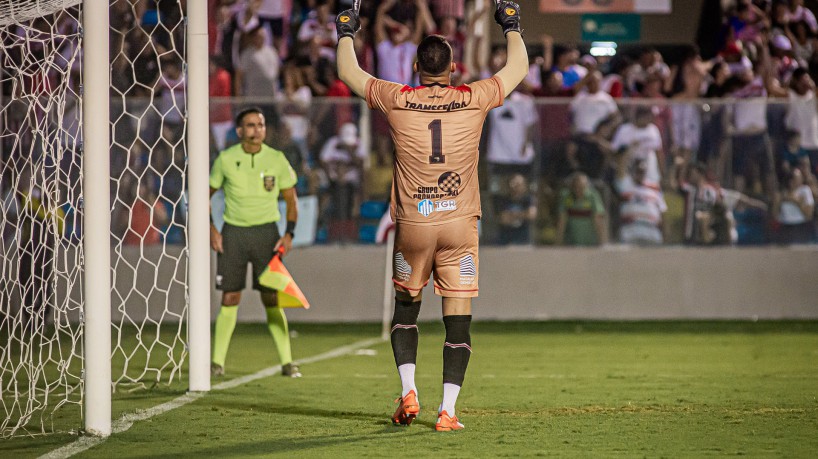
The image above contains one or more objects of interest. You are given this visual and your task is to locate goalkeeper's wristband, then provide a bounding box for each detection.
[285,221,296,237]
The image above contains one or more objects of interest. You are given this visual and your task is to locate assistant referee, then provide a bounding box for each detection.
[209,107,301,378]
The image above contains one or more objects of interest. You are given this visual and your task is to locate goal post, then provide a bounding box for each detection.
[186,0,211,394]
[81,0,111,437]
[0,0,210,437]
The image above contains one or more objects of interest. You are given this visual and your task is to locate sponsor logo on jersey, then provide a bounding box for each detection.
[403,100,469,112]
[459,255,476,284]
[438,171,461,195]
[418,199,434,217]
[394,252,412,281]
[435,200,456,211]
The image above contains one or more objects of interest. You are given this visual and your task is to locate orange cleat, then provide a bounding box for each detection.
[391,390,420,426]
[435,410,464,431]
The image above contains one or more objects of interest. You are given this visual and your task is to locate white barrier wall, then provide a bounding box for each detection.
[210,245,818,322]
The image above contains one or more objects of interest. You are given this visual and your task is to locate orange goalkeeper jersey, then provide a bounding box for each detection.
[366,76,504,225]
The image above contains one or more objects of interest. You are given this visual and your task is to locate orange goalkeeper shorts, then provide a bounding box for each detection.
[392,217,478,298]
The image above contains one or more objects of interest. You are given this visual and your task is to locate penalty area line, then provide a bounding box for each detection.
[39,337,385,459]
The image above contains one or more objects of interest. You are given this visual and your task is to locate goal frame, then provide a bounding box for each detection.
[81,0,211,436]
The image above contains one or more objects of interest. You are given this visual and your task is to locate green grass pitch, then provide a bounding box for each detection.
[4,321,818,457]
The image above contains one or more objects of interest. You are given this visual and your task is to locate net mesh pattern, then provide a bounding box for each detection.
[1,0,190,436]
[0,3,83,437]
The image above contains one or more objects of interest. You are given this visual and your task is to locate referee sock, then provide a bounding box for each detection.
[391,297,421,397]
[266,307,293,365]
[441,315,472,415]
[212,305,238,367]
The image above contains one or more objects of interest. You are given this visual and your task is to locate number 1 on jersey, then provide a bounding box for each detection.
[428,119,445,164]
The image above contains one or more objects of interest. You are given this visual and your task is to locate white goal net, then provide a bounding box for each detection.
[0,0,192,437]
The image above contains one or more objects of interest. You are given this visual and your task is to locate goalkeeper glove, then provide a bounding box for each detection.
[494,1,522,37]
[336,9,361,40]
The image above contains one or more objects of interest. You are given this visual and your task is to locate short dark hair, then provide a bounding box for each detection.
[416,35,452,76]
[235,107,264,126]
[792,66,809,82]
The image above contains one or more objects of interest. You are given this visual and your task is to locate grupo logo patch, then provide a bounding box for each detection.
[339,15,350,23]
[438,171,461,196]
[505,7,517,15]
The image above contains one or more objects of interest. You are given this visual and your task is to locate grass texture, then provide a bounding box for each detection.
[3,321,817,458]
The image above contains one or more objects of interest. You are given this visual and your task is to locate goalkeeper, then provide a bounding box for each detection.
[335,0,528,431]
[209,107,301,378]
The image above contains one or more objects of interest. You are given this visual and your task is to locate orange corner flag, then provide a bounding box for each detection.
[258,249,310,309]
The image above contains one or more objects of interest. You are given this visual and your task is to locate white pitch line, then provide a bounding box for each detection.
[39,337,385,459]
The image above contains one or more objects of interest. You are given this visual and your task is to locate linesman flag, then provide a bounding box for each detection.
[258,248,310,309]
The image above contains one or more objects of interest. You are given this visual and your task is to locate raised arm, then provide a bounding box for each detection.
[492,2,528,97]
[336,10,374,98]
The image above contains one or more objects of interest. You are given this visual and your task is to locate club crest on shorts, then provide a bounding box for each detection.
[263,174,276,191]
[215,275,223,289]
[418,199,434,217]
[394,252,412,281]
[459,255,476,284]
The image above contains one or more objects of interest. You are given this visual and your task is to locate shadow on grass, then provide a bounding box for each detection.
[135,400,439,458]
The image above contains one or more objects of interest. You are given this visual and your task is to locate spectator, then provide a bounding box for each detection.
[528,50,574,180]
[555,172,607,246]
[319,122,367,240]
[486,90,538,192]
[16,166,65,323]
[374,0,434,85]
[778,130,811,178]
[785,67,818,171]
[677,162,727,244]
[787,0,818,34]
[256,0,293,58]
[552,44,585,90]
[222,0,264,74]
[296,0,337,62]
[235,26,281,98]
[429,0,465,22]
[568,71,620,179]
[278,61,314,164]
[614,153,668,245]
[154,58,186,145]
[433,15,466,67]
[727,1,766,44]
[494,174,537,245]
[612,106,665,186]
[788,19,818,67]
[729,64,775,195]
[210,56,234,152]
[123,182,169,246]
[669,49,706,165]
[628,47,671,94]
[773,167,816,243]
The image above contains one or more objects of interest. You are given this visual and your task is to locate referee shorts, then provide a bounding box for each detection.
[392,217,479,299]
[216,222,280,293]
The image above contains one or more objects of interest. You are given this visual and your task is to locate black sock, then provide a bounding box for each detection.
[391,297,421,367]
[442,315,472,386]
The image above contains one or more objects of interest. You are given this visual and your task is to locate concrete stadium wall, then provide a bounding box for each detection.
[209,246,818,323]
[31,245,815,323]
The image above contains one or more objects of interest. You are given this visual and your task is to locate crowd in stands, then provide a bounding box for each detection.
[1,0,817,247]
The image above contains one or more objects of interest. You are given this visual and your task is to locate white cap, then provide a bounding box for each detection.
[772,34,792,51]
[339,122,358,145]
